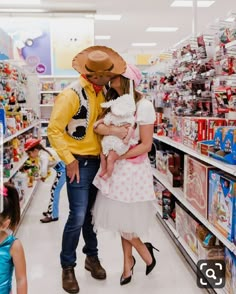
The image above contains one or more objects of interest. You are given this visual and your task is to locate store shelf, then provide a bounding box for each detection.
[3,154,28,182]
[154,202,179,239]
[40,90,61,94]
[40,104,54,107]
[178,236,198,264]
[20,180,39,216]
[152,168,236,254]
[15,180,40,233]
[39,75,76,79]
[3,121,40,144]
[41,120,50,124]
[153,134,236,176]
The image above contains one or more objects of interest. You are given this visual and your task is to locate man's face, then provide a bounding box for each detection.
[86,73,117,86]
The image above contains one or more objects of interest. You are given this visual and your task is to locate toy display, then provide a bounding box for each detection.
[196,224,224,260]
[210,126,236,164]
[184,155,217,218]
[176,203,199,257]
[208,170,236,242]
[225,248,236,294]
[162,189,176,222]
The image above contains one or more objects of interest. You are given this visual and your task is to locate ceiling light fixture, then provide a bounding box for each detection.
[1,0,41,4]
[225,17,235,22]
[94,14,121,21]
[132,43,157,47]
[95,35,111,40]
[0,8,46,12]
[146,27,179,32]
[171,1,215,8]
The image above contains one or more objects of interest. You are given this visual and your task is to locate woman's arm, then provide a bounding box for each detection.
[94,123,129,140]
[120,124,154,159]
[11,239,27,294]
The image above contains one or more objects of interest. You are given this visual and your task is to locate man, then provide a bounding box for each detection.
[47,46,127,293]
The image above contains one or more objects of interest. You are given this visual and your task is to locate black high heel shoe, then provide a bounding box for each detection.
[120,256,136,286]
[144,242,159,275]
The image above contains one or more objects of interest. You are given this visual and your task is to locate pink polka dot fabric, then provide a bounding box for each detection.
[93,157,155,203]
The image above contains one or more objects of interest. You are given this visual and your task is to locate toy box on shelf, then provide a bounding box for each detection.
[225,248,236,294]
[184,155,218,218]
[162,189,176,223]
[209,126,236,164]
[153,177,166,209]
[196,224,224,261]
[208,170,236,242]
[176,203,199,258]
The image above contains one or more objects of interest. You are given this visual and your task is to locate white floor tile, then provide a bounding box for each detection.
[14,175,206,294]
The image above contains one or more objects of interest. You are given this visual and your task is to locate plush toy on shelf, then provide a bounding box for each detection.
[12,138,21,162]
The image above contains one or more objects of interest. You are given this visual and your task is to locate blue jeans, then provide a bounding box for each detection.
[60,157,100,268]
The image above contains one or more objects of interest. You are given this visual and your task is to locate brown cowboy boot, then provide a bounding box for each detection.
[62,266,80,293]
[85,256,106,280]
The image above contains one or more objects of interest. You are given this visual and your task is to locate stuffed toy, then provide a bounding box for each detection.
[94,94,138,179]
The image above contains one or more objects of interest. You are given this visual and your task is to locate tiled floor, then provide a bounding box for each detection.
[14,174,206,294]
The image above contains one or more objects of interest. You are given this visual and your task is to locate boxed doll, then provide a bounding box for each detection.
[176,203,199,257]
[172,115,183,142]
[208,170,236,242]
[183,117,207,149]
[184,155,217,218]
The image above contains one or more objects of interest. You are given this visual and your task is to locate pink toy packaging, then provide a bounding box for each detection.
[184,155,217,218]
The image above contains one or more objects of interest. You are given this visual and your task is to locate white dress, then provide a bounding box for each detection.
[92,98,157,240]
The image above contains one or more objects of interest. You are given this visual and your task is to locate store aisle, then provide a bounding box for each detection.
[15,174,206,294]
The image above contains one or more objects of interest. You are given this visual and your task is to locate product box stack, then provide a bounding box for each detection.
[208,170,236,243]
[176,203,199,258]
[184,155,217,218]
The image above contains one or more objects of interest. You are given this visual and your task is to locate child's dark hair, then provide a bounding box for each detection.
[0,183,21,230]
[26,143,53,157]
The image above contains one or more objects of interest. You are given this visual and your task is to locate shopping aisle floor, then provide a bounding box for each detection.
[15,176,206,294]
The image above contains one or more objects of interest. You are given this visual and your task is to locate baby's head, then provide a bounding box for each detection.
[0,183,21,231]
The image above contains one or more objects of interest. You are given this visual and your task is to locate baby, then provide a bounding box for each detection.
[94,93,137,179]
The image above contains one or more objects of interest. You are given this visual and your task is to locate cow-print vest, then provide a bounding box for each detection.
[65,80,89,140]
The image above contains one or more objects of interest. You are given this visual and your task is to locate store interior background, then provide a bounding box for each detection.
[0,0,236,70]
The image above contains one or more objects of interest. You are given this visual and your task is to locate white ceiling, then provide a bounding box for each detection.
[1,0,236,55]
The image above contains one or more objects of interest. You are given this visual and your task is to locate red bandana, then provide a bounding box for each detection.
[82,74,103,94]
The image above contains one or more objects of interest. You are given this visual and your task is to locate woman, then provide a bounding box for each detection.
[92,64,159,285]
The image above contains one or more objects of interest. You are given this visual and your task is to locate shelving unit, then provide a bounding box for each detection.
[39,76,76,142]
[3,121,40,144]
[152,168,236,254]
[153,134,236,176]
[3,154,28,183]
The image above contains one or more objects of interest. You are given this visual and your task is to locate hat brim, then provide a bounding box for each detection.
[72,46,126,75]
[25,139,41,151]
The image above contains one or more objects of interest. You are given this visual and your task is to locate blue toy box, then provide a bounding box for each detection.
[208,170,236,242]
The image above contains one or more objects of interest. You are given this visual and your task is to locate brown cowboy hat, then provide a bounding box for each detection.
[72,45,126,75]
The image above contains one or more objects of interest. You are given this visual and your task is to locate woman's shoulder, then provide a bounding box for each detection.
[137,98,155,111]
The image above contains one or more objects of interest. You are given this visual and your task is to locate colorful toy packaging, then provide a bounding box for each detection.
[225,248,236,294]
[176,203,199,258]
[183,117,207,149]
[184,155,217,218]
[208,170,236,242]
[210,126,236,164]
[196,224,224,261]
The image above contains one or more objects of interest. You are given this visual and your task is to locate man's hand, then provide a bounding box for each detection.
[66,159,80,183]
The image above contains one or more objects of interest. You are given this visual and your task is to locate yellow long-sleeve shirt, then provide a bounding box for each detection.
[47,76,105,165]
